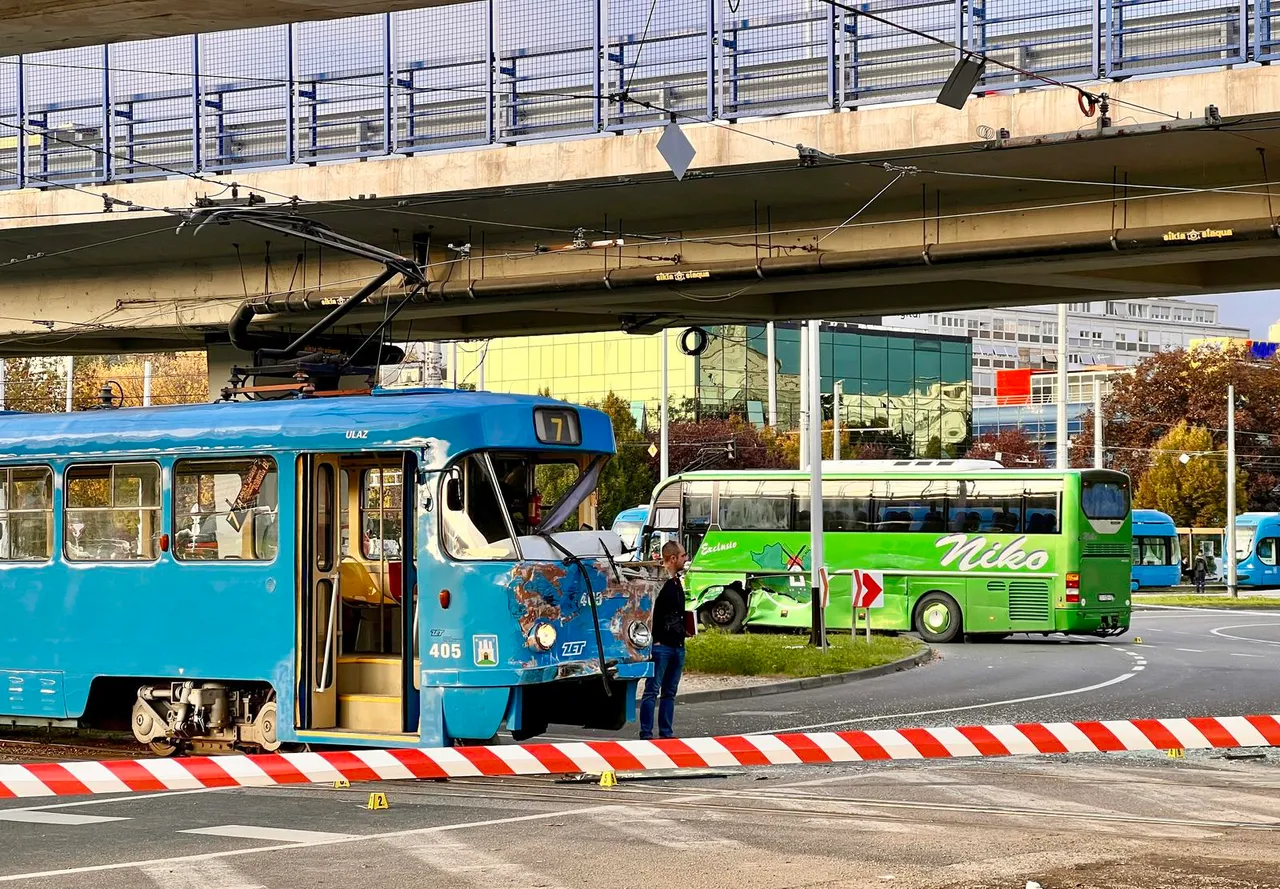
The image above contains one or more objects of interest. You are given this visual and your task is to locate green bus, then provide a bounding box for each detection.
[640,460,1132,643]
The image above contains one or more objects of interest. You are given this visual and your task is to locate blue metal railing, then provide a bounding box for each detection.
[0,0,1267,190]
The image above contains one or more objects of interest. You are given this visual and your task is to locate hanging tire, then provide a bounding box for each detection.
[699,585,747,633]
[914,592,962,644]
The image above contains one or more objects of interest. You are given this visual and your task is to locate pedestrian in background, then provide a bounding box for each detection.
[1193,550,1209,595]
[639,540,689,740]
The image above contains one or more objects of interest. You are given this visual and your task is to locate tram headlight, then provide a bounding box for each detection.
[533,623,558,651]
[628,621,652,648]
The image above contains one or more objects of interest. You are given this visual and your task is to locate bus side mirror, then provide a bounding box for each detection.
[445,477,463,512]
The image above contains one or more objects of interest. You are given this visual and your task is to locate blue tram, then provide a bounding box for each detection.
[1234,512,1280,588]
[0,389,655,753]
[1130,509,1181,590]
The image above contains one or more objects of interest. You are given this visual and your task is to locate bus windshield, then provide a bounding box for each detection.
[1082,478,1129,520]
[612,521,642,551]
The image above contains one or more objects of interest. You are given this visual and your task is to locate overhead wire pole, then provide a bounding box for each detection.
[1227,383,1238,599]
[807,319,826,650]
[1093,381,1103,468]
[766,321,777,427]
[660,328,670,481]
[799,324,809,470]
[1056,302,1069,469]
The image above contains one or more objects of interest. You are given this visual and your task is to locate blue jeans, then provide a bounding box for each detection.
[639,643,685,739]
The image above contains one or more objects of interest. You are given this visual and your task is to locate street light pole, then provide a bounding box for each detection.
[833,380,843,461]
[1227,383,1237,598]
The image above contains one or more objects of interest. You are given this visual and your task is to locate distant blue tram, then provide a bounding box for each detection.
[0,389,656,753]
[1235,512,1280,588]
[1130,509,1181,590]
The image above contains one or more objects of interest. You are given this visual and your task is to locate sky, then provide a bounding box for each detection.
[1186,293,1279,339]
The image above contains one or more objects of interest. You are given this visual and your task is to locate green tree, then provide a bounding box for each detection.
[1135,422,1247,526]
[589,391,656,526]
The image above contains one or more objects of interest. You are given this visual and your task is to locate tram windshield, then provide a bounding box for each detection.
[442,452,607,560]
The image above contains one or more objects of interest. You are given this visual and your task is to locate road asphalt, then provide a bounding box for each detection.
[1,605,1278,888]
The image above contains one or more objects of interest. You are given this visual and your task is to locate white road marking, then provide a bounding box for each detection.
[0,810,128,826]
[723,711,800,717]
[0,805,621,883]
[1230,653,1265,659]
[181,825,356,844]
[386,831,570,887]
[1174,648,1204,653]
[1132,665,1145,671]
[1141,604,1280,617]
[140,859,266,889]
[1211,623,1280,646]
[586,804,741,850]
[770,670,1136,733]
[10,788,224,811]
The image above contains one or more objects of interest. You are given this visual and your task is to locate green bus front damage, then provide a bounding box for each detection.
[650,468,1132,642]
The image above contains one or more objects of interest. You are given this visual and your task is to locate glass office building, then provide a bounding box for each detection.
[399,322,972,457]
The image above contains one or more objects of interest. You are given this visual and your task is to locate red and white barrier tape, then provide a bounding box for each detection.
[3,715,1278,800]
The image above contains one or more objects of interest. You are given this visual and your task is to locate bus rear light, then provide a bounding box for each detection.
[1065,592,1080,604]
[1065,573,1080,589]
[439,589,451,609]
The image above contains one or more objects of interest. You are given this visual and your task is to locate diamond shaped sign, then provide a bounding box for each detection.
[656,121,696,181]
[648,443,659,458]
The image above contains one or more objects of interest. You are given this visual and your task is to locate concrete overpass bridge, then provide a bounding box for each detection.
[4,1,1280,370]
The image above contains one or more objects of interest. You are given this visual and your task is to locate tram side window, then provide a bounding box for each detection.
[441,455,517,560]
[173,458,279,561]
[362,468,403,559]
[0,467,53,561]
[1258,538,1278,567]
[65,462,161,562]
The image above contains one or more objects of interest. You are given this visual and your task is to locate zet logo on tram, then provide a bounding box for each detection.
[935,534,1050,571]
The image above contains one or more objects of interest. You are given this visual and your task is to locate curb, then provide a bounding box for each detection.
[675,644,935,704]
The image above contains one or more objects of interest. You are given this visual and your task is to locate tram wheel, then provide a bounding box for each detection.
[700,585,746,633]
[148,739,180,757]
[914,592,962,644]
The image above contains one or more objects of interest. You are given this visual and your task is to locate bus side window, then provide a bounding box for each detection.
[681,482,713,557]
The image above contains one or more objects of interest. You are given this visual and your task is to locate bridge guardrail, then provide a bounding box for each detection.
[0,1,1269,191]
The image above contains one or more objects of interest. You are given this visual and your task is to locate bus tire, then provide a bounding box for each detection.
[914,592,962,644]
[700,585,747,633]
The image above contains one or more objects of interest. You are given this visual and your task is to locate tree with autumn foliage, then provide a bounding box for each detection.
[1070,346,1280,511]
[72,352,209,409]
[649,416,791,476]
[1135,422,1246,527]
[965,428,1046,467]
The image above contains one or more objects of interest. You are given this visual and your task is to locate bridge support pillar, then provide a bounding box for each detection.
[206,342,254,402]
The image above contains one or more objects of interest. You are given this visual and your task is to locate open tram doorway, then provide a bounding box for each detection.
[297,452,419,740]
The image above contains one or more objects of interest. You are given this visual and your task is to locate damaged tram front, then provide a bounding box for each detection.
[0,389,660,754]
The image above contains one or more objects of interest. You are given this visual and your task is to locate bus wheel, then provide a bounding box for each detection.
[915,592,962,644]
[700,586,747,633]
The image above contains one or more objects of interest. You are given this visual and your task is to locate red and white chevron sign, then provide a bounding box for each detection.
[2,715,1278,800]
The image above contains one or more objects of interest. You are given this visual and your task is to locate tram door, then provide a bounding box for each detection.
[300,454,342,729]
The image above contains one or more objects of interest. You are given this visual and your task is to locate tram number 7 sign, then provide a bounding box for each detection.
[852,570,885,609]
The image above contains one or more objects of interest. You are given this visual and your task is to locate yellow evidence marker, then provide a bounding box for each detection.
[598,770,618,789]
[332,779,351,789]
[364,792,390,811]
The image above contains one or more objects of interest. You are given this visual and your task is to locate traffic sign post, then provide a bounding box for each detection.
[850,570,884,643]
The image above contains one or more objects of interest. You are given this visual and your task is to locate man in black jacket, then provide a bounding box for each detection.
[639,540,689,740]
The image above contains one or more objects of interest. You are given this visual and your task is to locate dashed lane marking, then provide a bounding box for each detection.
[1175,649,1205,653]
[384,832,571,889]
[1231,653,1266,659]
[180,826,357,844]
[0,810,128,826]
[140,859,266,889]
